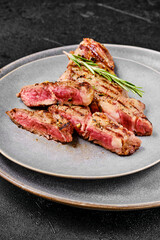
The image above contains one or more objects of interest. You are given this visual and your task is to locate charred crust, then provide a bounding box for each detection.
[59,122,70,131]
[79,81,91,89]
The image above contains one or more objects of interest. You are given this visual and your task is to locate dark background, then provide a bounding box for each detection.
[1,0,160,239]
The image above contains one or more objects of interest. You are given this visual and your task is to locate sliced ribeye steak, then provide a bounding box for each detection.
[6,108,73,143]
[17,81,94,107]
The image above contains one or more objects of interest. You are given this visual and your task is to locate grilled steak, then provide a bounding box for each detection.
[73,38,115,73]
[59,65,145,112]
[63,38,128,97]
[48,105,91,137]
[59,66,128,97]
[58,38,152,136]
[7,38,152,156]
[6,108,73,142]
[96,93,152,136]
[48,105,141,155]
[17,80,94,107]
[85,112,141,155]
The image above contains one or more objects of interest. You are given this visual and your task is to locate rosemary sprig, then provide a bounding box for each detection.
[63,51,144,97]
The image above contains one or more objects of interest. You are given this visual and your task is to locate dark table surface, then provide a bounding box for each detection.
[1,0,160,239]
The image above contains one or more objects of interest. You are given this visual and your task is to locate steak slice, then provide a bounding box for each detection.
[48,105,91,137]
[63,38,128,97]
[73,38,115,73]
[6,108,73,143]
[17,80,94,107]
[48,105,141,155]
[85,112,141,155]
[97,94,152,136]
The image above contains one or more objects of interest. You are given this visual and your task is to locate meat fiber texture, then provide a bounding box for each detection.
[48,105,91,137]
[58,38,152,136]
[6,108,73,143]
[86,112,141,155]
[48,105,141,155]
[17,81,94,107]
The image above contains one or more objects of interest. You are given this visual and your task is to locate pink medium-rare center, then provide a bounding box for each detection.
[6,108,73,143]
[17,81,94,107]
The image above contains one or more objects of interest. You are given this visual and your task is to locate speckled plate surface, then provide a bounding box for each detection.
[0,45,160,179]
[0,44,160,209]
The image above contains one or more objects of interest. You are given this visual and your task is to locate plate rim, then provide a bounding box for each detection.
[1,161,160,211]
[1,44,160,210]
[1,43,160,77]
[0,54,160,179]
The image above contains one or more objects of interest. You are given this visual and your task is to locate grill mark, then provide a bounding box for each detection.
[89,44,104,63]
[79,44,90,53]
[116,98,144,117]
[51,105,89,119]
[97,93,144,118]
[70,66,89,76]
[100,79,122,92]
[66,106,89,118]
[69,66,143,115]
[89,44,114,71]
[130,103,140,112]
[60,67,143,118]
[129,100,144,113]
[93,73,118,91]
[94,119,124,139]
[95,84,120,97]
[93,82,121,96]
[69,68,122,97]
[59,122,71,130]
[80,39,114,70]
[93,113,126,136]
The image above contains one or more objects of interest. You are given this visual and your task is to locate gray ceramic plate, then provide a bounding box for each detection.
[0,44,160,210]
[0,46,160,179]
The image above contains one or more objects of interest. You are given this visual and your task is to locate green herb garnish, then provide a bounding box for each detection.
[63,51,144,97]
